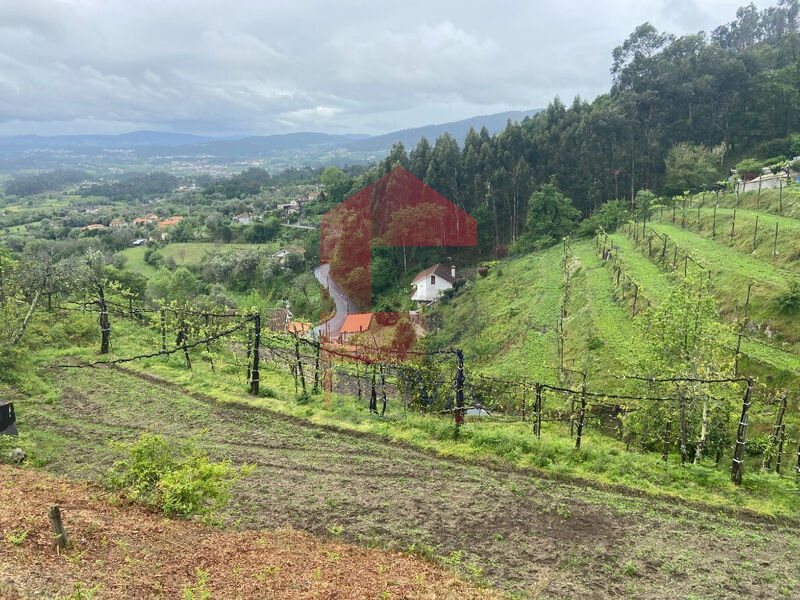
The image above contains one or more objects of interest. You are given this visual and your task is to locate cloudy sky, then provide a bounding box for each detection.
[0,0,769,137]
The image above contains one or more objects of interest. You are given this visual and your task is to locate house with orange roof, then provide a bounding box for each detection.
[133,217,148,225]
[337,313,374,343]
[81,223,105,231]
[109,219,127,227]
[288,321,311,336]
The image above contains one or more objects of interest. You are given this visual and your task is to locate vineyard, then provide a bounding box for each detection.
[6,186,800,595]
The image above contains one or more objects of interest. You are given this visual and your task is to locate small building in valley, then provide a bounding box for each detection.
[337,313,374,343]
[410,264,457,304]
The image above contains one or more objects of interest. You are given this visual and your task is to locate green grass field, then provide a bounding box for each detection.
[120,241,278,276]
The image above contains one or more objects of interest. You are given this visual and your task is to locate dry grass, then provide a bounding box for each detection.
[0,465,496,600]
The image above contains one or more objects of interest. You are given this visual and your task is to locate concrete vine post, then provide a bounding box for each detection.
[734,283,752,376]
[764,392,787,471]
[731,378,753,486]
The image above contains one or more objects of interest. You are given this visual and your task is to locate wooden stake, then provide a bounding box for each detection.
[575,378,586,449]
[753,215,759,252]
[730,208,737,239]
[533,382,543,437]
[48,505,68,550]
[679,398,687,467]
[712,203,717,237]
[776,424,785,475]
[160,308,167,353]
[249,313,260,395]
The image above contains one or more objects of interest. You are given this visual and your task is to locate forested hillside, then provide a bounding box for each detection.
[317,1,800,259]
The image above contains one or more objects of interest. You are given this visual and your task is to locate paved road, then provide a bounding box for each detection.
[313,263,354,339]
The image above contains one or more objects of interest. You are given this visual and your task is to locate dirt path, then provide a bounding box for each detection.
[16,366,800,598]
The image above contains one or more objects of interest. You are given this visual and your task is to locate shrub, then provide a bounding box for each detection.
[736,158,763,177]
[106,434,250,519]
[776,280,800,315]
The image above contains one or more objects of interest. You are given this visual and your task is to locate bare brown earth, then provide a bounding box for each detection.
[8,365,800,598]
[0,465,496,599]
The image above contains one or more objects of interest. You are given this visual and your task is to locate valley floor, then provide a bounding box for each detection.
[10,365,800,599]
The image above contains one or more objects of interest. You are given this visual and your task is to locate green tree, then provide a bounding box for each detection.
[663,143,720,195]
[514,179,580,250]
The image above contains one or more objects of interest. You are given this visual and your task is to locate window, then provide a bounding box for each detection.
[430,275,436,285]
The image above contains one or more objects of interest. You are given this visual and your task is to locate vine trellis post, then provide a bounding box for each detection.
[731,378,754,486]
[249,312,260,396]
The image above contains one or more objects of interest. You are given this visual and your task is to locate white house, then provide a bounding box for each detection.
[233,213,255,224]
[411,264,457,304]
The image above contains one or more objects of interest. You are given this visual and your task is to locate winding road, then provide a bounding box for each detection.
[313,263,354,339]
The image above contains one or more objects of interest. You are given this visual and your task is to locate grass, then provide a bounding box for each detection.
[120,242,278,276]
[11,309,800,519]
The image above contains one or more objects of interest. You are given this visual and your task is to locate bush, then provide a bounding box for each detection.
[736,158,763,177]
[105,434,250,519]
[776,280,800,315]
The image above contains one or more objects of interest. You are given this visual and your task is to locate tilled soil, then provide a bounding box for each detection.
[13,365,800,598]
[0,466,494,599]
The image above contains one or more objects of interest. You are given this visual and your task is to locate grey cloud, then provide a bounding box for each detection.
[0,0,772,136]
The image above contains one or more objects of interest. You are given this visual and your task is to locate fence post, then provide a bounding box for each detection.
[294,333,306,395]
[48,505,68,550]
[160,308,167,353]
[533,382,542,437]
[776,424,785,475]
[575,380,586,449]
[731,378,753,486]
[734,283,752,376]
[662,417,672,463]
[764,391,787,471]
[369,364,378,413]
[249,313,260,396]
[753,214,759,252]
[679,397,687,467]
[455,349,465,429]
[313,341,320,394]
[97,285,110,355]
[712,203,717,238]
[730,208,737,239]
[773,222,779,258]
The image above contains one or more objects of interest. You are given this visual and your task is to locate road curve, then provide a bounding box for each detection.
[313,263,354,339]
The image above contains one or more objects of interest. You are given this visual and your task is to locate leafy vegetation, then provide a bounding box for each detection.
[105,433,250,519]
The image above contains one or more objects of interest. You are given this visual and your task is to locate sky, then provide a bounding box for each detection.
[0,0,771,137]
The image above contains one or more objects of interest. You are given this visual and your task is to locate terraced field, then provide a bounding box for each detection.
[12,364,800,599]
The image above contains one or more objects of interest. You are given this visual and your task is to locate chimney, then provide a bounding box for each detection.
[450,264,456,279]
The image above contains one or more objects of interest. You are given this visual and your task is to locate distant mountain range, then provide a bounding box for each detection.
[0,109,541,172]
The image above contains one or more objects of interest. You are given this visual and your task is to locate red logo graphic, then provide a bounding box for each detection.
[318,166,477,357]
